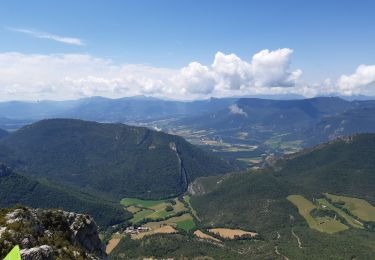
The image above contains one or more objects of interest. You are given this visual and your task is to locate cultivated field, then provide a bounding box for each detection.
[143,213,195,231]
[287,195,348,234]
[317,198,363,229]
[324,193,375,222]
[126,205,141,213]
[208,228,258,239]
[106,234,122,254]
[121,197,189,224]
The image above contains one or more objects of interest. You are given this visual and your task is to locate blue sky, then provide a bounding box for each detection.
[0,0,375,100]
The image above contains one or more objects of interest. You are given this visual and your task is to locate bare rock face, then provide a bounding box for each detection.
[188,180,206,196]
[64,211,106,257]
[20,245,54,260]
[0,207,107,259]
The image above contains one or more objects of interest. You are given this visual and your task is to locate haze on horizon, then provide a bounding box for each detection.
[0,0,374,101]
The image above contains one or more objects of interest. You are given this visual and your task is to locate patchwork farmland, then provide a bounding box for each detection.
[287,193,375,234]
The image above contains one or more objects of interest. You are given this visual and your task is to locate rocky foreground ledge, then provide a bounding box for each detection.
[0,206,107,259]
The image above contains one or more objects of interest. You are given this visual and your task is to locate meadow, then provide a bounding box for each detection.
[121,197,188,224]
[317,198,363,229]
[287,195,348,234]
[324,193,375,222]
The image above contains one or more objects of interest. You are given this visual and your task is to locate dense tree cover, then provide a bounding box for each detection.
[275,226,375,259]
[146,134,375,258]
[0,119,234,199]
[109,227,375,259]
[276,133,375,203]
[109,234,275,260]
[0,164,130,227]
[192,134,375,235]
[191,172,303,235]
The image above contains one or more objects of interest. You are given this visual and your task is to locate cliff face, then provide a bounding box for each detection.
[0,207,107,259]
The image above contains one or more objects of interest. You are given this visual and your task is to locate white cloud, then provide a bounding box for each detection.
[337,65,375,96]
[251,49,302,87]
[172,62,215,94]
[212,52,251,90]
[172,48,303,98]
[0,52,176,100]
[8,27,85,46]
[0,49,374,101]
[229,104,248,117]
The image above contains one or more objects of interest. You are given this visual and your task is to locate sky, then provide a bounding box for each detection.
[0,0,375,101]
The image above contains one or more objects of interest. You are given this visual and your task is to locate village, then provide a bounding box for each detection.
[124,226,151,234]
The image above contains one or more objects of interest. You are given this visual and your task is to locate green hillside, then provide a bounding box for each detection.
[277,133,375,202]
[192,134,375,232]
[191,172,301,234]
[153,134,375,259]
[0,119,234,199]
[0,164,130,227]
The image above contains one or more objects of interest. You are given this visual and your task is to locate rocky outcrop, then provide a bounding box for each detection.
[0,207,107,259]
[188,179,207,195]
[20,245,54,260]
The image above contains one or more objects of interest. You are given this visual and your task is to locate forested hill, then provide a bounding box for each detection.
[0,164,129,227]
[191,134,375,234]
[0,119,234,199]
[276,133,375,202]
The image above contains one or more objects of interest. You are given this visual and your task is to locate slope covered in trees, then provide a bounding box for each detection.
[192,134,375,232]
[0,119,234,199]
[0,164,129,227]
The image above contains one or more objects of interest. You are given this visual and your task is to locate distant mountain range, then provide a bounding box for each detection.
[2,96,375,148]
[0,96,236,123]
[167,97,375,149]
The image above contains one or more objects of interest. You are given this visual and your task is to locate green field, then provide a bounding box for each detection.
[131,209,154,223]
[176,218,196,231]
[324,193,375,222]
[121,197,190,224]
[287,195,318,228]
[126,197,197,231]
[287,195,348,234]
[317,198,364,229]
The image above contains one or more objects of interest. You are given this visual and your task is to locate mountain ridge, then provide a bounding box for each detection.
[0,119,235,199]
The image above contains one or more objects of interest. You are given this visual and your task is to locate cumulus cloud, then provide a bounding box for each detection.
[337,65,375,96]
[1,49,374,101]
[212,52,251,90]
[172,62,215,94]
[0,49,304,101]
[251,49,302,87]
[0,52,177,100]
[8,27,85,46]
